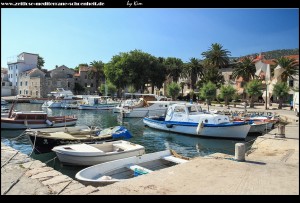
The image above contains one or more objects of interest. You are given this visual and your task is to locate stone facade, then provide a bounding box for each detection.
[73,65,99,95]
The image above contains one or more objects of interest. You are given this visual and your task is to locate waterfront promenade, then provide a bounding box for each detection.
[1,107,298,195]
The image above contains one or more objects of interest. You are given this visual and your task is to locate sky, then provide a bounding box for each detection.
[1,8,299,70]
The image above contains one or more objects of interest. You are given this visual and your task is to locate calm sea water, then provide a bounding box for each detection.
[1,103,258,179]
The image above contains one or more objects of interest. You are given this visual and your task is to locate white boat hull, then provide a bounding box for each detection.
[1,120,77,129]
[53,142,145,166]
[143,117,250,139]
[75,150,188,186]
[122,108,167,118]
[78,104,116,110]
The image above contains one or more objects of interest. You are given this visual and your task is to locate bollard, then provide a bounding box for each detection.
[235,143,246,162]
[276,124,285,138]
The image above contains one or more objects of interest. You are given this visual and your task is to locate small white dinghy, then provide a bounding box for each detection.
[75,150,189,187]
[52,140,145,166]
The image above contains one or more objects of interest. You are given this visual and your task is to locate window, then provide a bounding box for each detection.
[36,91,38,96]
[229,75,232,80]
[91,83,93,87]
[25,81,28,86]
[85,75,87,79]
[19,90,22,94]
[32,82,33,86]
[174,106,185,113]
[68,82,70,87]
[15,65,17,69]
[289,80,294,87]
[16,74,17,77]
[2,82,4,86]
[20,82,22,86]
[85,83,87,87]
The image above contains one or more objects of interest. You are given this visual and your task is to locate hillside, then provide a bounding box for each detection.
[247,48,299,59]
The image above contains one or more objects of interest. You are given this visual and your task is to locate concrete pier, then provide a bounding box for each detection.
[1,143,99,195]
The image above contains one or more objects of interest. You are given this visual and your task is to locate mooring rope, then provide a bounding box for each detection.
[9,131,27,140]
[1,151,19,168]
[29,132,37,157]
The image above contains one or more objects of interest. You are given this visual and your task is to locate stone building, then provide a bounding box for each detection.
[18,65,75,98]
[73,65,99,95]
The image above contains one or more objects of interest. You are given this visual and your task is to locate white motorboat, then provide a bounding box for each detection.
[75,150,189,186]
[121,100,174,118]
[143,103,251,139]
[52,140,145,166]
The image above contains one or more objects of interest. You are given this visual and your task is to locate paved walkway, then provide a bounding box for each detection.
[89,122,299,195]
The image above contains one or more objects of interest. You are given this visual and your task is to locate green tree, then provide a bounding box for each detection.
[90,60,105,92]
[232,56,256,83]
[201,43,231,69]
[73,82,85,94]
[272,82,290,109]
[164,57,184,83]
[179,81,185,96]
[199,81,217,105]
[37,56,45,69]
[219,85,237,106]
[196,66,224,89]
[167,82,180,100]
[128,85,136,93]
[183,58,203,90]
[99,82,117,97]
[273,56,299,82]
[245,79,263,108]
[104,50,163,95]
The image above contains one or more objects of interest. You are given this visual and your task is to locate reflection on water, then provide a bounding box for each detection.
[1,103,257,179]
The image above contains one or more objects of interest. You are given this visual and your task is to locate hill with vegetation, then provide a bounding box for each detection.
[248,48,299,59]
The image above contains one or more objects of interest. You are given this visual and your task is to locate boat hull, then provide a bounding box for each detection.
[143,117,250,139]
[27,134,113,154]
[1,120,77,129]
[75,150,188,186]
[54,148,145,166]
[122,108,167,118]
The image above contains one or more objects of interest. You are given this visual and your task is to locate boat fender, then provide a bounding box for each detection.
[196,121,204,135]
[166,124,173,128]
[46,119,53,126]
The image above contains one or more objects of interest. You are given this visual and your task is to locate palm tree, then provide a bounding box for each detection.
[232,56,256,83]
[179,81,185,96]
[90,60,105,92]
[273,57,299,82]
[245,79,263,108]
[184,58,203,90]
[272,82,290,109]
[201,43,231,69]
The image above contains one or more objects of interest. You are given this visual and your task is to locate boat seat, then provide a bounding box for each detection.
[126,164,153,173]
[162,155,188,164]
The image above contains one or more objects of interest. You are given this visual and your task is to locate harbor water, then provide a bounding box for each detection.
[1,103,258,179]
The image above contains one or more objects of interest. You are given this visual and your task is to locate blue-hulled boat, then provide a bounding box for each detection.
[143,103,251,139]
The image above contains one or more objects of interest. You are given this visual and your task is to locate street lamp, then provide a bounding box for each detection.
[262,80,270,110]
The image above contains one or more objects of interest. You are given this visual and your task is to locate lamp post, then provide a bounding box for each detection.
[262,80,270,110]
